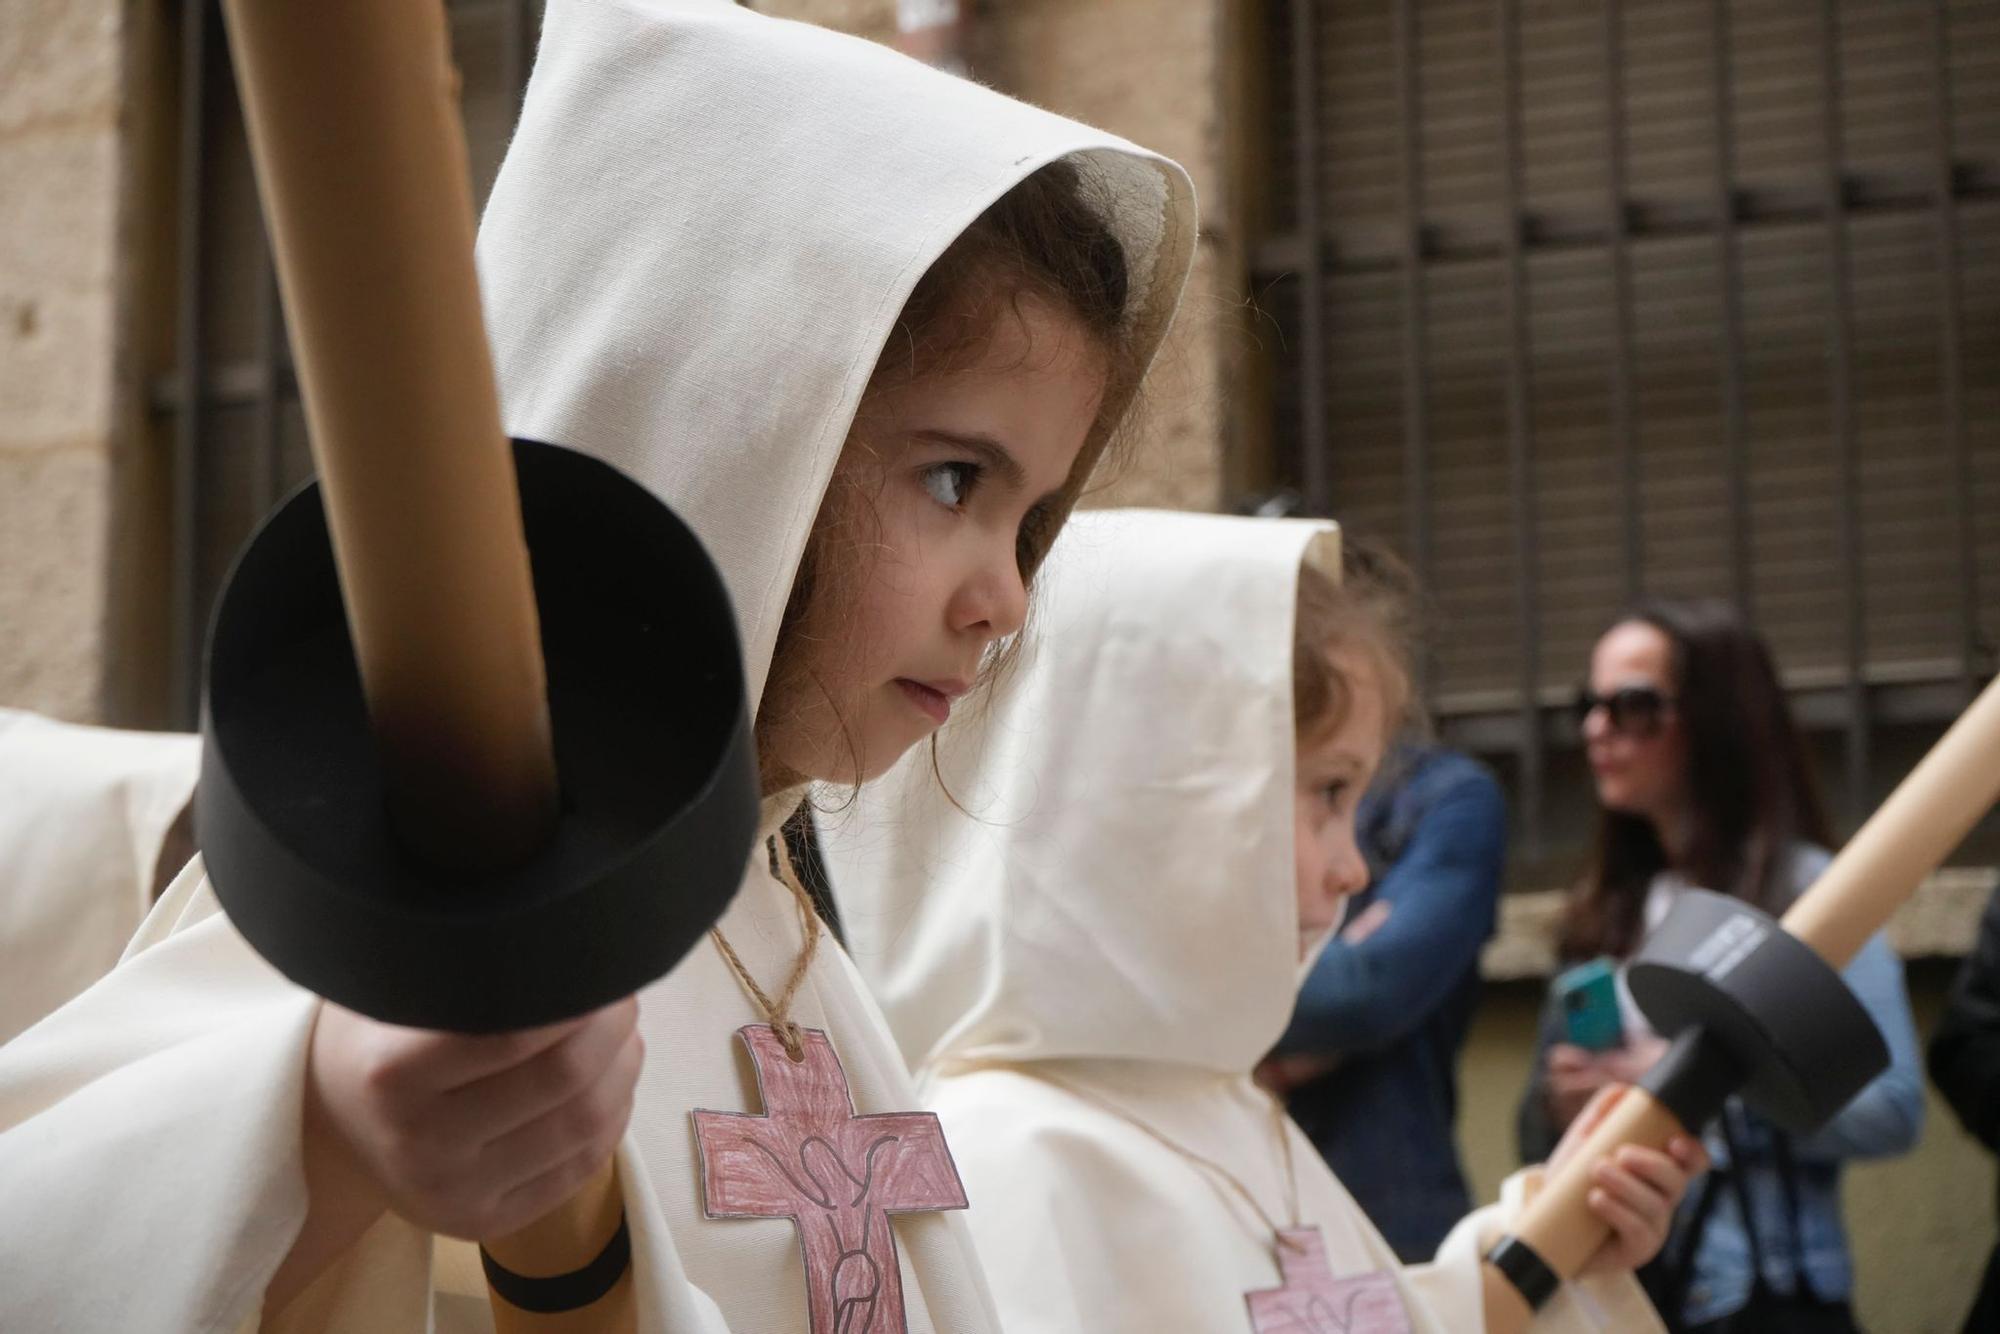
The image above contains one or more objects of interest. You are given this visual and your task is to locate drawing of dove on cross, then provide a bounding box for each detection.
[694,1024,970,1334]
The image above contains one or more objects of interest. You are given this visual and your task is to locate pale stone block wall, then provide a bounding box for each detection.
[971,0,1229,513]
[754,0,1236,512]
[0,0,173,726]
[0,0,127,721]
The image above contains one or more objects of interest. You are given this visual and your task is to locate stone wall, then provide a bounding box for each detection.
[0,0,174,725]
[754,0,1244,512]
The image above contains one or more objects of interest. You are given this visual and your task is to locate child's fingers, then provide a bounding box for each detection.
[1609,1145,1689,1203]
[402,1011,598,1093]
[447,998,641,1142]
[1585,1181,1661,1260]
[476,1029,642,1187]
[1592,1160,1673,1238]
[480,1137,625,1241]
[1667,1134,1710,1175]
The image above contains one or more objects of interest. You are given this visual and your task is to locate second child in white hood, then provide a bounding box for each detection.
[819,508,1706,1332]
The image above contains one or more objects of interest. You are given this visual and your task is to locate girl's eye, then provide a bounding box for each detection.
[1321,781,1347,809]
[921,461,980,508]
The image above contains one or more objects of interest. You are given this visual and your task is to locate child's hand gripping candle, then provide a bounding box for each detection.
[818,508,1705,1333]
[0,5,1195,1331]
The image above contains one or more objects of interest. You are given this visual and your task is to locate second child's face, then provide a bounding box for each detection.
[1293,652,1387,962]
[763,294,1108,786]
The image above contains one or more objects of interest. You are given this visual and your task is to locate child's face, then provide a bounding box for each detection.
[1293,651,1387,962]
[764,294,1108,786]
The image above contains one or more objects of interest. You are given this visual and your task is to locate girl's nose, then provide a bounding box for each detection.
[1327,841,1370,899]
[954,547,1028,641]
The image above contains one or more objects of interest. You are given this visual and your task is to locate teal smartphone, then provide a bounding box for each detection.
[1554,957,1625,1052]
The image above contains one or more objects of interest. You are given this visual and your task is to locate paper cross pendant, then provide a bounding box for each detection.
[1244,1226,1412,1334]
[693,1025,969,1334]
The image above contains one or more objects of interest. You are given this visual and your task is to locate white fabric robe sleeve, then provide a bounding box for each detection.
[0,710,199,1045]
[0,860,735,1334]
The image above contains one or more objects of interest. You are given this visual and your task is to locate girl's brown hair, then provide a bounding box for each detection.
[1557,598,1832,961]
[1292,538,1416,743]
[759,160,1139,786]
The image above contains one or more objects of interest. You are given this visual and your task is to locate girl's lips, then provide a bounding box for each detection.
[895,678,952,725]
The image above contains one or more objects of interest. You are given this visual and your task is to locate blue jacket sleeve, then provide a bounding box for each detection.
[1792,928,1926,1162]
[1276,765,1506,1056]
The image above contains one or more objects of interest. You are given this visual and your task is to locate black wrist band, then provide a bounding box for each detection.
[1484,1234,1559,1311]
[480,1214,632,1314]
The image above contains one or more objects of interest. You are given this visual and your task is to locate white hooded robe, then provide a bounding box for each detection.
[818,509,1666,1333]
[0,709,198,1045]
[0,4,1194,1330]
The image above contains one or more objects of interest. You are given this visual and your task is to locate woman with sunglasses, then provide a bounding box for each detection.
[1516,598,1924,1334]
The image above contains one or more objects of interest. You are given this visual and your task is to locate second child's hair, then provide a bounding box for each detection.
[1558,598,1831,961]
[1293,538,1415,743]
[759,160,1138,785]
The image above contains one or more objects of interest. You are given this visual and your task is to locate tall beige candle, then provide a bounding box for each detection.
[219,2,625,1328]
[220,0,557,873]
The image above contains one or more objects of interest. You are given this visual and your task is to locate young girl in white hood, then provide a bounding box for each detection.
[818,508,1706,1332]
[0,4,1194,1331]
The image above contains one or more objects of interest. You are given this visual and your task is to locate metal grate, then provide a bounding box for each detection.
[159,0,543,726]
[1257,0,2000,856]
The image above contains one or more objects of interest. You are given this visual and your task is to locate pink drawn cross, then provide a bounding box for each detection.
[1244,1226,1413,1334]
[693,1025,969,1334]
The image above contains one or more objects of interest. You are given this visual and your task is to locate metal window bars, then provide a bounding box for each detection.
[1256,0,1997,858]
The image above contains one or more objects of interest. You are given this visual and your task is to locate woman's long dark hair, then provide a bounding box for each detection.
[1558,598,1832,961]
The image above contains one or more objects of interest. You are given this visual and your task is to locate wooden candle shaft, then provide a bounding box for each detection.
[220,0,556,873]
[1783,675,2000,968]
[220,2,622,1324]
[1484,673,2000,1334]
[483,1162,635,1332]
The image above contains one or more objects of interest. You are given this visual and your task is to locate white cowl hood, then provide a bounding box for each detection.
[819,508,1667,1333]
[0,4,1197,1331]
[479,0,1194,707]
[820,508,1331,1077]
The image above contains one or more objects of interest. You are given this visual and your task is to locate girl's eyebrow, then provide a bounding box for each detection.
[1306,749,1363,779]
[913,428,1027,491]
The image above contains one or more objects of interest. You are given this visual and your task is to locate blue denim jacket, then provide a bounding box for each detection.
[1277,744,1506,1260]
[1518,845,1925,1326]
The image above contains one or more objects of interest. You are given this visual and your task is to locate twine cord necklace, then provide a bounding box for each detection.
[710,830,822,1061]
[1035,1069,1307,1257]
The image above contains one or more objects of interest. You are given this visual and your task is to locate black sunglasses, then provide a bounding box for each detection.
[1574,684,1674,736]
